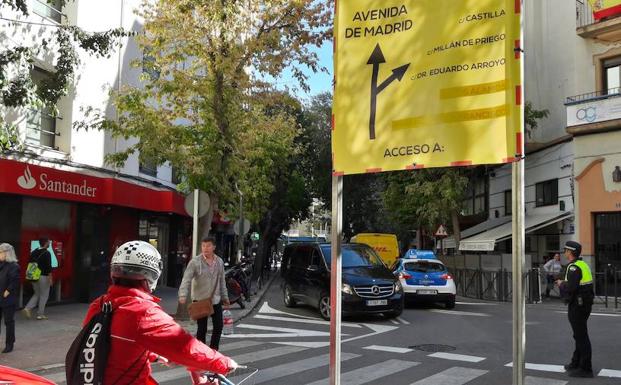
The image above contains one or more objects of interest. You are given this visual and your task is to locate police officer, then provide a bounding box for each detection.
[555,240,594,378]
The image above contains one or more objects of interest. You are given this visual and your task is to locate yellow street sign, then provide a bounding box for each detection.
[333,0,522,175]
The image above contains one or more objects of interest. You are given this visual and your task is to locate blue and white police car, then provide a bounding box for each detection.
[392,249,456,309]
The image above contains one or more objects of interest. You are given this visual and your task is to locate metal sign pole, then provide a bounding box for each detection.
[512,2,526,384]
[192,188,199,258]
[511,159,525,385]
[329,175,343,385]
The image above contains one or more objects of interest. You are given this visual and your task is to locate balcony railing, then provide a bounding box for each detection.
[32,0,64,23]
[576,0,621,40]
[576,0,596,28]
[565,87,621,105]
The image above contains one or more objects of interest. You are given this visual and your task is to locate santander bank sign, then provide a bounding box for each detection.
[17,165,98,198]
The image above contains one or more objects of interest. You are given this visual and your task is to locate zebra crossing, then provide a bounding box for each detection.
[31,339,616,384]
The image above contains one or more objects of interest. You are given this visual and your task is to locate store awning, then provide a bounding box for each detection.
[439,216,511,249]
[458,211,574,251]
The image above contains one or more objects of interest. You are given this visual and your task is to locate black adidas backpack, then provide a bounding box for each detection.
[65,301,113,385]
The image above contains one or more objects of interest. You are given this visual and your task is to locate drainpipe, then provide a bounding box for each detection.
[235,183,243,264]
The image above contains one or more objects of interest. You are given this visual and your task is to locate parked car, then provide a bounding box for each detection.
[281,242,404,320]
[392,249,456,309]
[0,365,56,385]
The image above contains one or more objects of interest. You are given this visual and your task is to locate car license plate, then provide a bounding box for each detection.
[417,289,437,295]
[366,299,388,306]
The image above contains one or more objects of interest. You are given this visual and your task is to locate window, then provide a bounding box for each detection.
[139,158,157,177]
[26,68,57,148]
[535,179,558,207]
[504,190,512,216]
[33,0,63,23]
[142,50,160,80]
[171,167,182,184]
[603,56,621,94]
[461,176,488,216]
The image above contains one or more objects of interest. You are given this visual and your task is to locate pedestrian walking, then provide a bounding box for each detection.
[543,253,562,298]
[178,236,229,350]
[555,240,594,378]
[72,240,237,384]
[0,243,20,353]
[23,237,54,320]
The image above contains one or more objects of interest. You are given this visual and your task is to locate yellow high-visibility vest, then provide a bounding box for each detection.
[565,260,593,285]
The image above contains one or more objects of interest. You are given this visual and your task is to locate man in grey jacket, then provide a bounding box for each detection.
[179,236,229,350]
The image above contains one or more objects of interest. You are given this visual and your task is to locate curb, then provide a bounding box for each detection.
[233,271,279,323]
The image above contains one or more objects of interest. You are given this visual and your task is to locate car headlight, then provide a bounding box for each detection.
[394,280,402,292]
[342,283,354,295]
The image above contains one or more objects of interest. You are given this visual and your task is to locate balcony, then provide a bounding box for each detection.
[576,0,621,41]
[565,88,621,134]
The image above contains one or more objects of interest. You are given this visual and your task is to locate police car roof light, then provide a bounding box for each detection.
[404,249,437,259]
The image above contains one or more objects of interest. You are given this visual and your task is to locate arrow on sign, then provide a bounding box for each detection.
[367,43,410,140]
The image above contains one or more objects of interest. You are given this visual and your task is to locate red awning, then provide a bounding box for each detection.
[0,158,187,216]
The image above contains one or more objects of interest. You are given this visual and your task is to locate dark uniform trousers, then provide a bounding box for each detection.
[0,305,16,346]
[568,300,592,371]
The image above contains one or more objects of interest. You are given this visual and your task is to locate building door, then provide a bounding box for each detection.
[595,212,621,270]
[75,205,111,302]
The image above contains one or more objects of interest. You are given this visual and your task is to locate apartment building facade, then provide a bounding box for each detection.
[0,0,193,303]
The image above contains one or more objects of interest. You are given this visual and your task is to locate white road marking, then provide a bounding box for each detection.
[428,352,486,363]
[455,301,498,306]
[363,345,413,354]
[341,323,399,343]
[220,340,264,352]
[428,309,490,317]
[397,316,410,324]
[306,359,420,385]
[409,366,488,385]
[232,345,307,364]
[389,318,400,324]
[525,376,567,385]
[253,353,360,384]
[274,341,330,348]
[258,302,324,320]
[505,362,565,373]
[226,323,335,338]
[253,314,362,328]
[599,369,621,378]
[555,311,621,317]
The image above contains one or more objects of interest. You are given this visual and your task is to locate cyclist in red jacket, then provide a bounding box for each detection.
[83,241,237,385]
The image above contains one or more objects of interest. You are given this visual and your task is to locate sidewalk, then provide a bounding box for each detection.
[531,295,621,314]
[3,272,278,372]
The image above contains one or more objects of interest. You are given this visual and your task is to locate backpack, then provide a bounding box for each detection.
[25,262,42,281]
[65,301,113,385]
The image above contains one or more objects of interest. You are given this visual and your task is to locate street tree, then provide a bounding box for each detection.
[82,0,331,245]
[383,168,469,249]
[0,0,129,151]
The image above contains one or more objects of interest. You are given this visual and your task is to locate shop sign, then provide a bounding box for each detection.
[0,158,187,215]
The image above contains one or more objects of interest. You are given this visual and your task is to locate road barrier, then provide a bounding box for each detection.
[449,266,620,308]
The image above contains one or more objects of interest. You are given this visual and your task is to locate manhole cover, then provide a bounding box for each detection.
[409,344,456,353]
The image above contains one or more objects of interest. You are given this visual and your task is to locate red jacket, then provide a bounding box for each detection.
[83,285,232,385]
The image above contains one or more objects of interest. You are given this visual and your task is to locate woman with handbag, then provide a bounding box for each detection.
[179,236,229,350]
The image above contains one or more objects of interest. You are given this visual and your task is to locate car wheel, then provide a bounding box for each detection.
[283,285,297,307]
[445,299,456,309]
[319,294,330,320]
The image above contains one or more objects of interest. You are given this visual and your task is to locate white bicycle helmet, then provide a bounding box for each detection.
[110,241,162,291]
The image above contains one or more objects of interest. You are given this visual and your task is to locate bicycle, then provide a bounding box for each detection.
[192,365,258,385]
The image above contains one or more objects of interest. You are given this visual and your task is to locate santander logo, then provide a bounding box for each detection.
[17,166,37,190]
[16,165,98,198]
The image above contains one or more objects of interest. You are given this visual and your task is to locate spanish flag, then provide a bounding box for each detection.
[589,0,621,20]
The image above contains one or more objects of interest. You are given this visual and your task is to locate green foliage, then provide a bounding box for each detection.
[383,168,469,235]
[0,0,132,149]
[91,0,330,225]
[525,101,549,139]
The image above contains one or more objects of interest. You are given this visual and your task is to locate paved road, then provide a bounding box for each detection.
[31,278,621,384]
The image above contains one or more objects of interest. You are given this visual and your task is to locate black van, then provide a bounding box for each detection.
[281,242,404,320]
